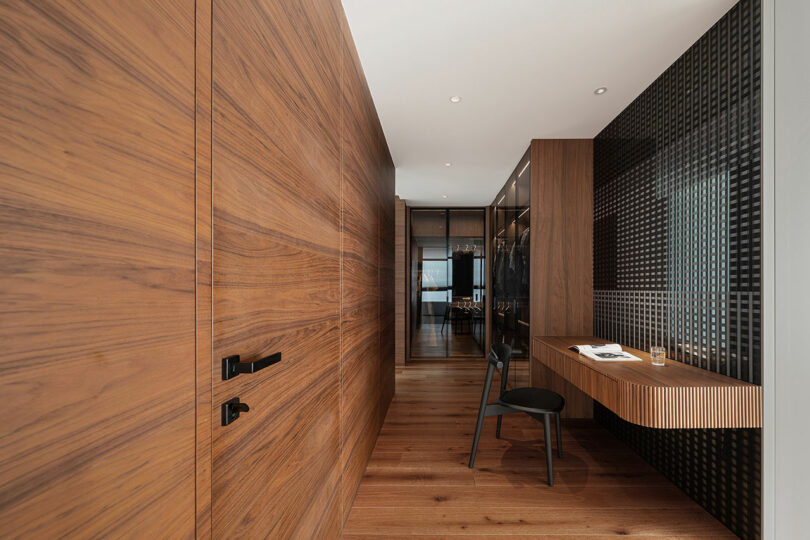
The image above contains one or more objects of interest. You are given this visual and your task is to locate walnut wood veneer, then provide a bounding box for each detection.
[528,139,595,418]
[209,0,394,536]
[534,337,762,429]
[0,1,197,536]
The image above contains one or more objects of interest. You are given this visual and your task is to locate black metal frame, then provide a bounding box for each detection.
[408,207,487,357]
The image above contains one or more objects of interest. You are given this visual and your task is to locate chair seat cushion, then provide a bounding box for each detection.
[499,387,565,413]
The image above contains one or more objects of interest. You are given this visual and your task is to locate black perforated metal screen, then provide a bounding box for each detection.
[592,0,761,537]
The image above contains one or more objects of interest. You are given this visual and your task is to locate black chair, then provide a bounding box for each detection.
[468,343,564,486]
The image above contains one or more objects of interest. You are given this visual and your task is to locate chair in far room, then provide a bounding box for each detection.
[468,343,564,486]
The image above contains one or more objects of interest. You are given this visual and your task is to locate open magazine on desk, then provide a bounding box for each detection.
[568,343,642,362]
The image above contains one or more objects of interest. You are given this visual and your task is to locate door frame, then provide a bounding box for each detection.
[406,206,489,360]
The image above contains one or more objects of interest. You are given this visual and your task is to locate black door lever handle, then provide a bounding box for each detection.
[221,352,281,380]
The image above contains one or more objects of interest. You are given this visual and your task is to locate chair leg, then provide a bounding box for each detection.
[555,412,562,458]
[495,415,502,438]
[469,403,487,468]
[469,363,495,468]
[543,413,554,486]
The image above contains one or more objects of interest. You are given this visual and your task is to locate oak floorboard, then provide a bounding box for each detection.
[343,508,734,537]
[342,358,733,537]
[344,536,731,540]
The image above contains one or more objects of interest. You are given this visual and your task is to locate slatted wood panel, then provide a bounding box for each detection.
[340,8,396,523]
[342,359,734,537]
[0,1,197,536]
[529,139,594,418]
[534,337,762,429]
[210,0,343,536]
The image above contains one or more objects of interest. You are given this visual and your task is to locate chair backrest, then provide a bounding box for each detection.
[479,347,502,409]
[490,343,513,398]
[490,342,512,367]
[487,347,501,368]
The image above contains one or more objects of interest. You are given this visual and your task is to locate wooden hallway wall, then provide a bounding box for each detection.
[0,0,393,537]
[0,1,198,536]
[340,9,397,525]
[198,0,394,536]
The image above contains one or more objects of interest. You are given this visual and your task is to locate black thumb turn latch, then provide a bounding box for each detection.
[221,397,250,426]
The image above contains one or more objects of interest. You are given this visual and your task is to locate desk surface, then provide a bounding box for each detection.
[533,336,762,429]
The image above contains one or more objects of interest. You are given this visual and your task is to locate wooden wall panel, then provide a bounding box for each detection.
[379,166,396,411]
[530,139,594,418]
[395,197,407,365]
[195,1,213,537]
[340,8,396,525]
[210,0,343,537]
[0,1,393,536]
[0,1,197,536]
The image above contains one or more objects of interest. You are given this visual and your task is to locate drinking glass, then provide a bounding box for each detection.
[650,346,666,366]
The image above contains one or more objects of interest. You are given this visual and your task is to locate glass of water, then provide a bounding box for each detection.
[650,346,666,366]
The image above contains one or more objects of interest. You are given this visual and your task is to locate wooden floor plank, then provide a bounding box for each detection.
[351,485,707,509]
[344,536,733,540]
[343,508,734,536]
[342,358,733,537]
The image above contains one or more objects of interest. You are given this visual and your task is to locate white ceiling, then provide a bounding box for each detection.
[342,0,736,206]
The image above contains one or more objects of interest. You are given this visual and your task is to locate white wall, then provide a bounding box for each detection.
[762,0,810,537]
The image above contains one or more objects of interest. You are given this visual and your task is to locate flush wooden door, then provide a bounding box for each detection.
[210,0,343,536]
[0,1,197,537]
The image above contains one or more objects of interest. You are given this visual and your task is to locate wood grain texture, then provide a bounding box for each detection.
[534,337,763,429]
[209,0,393,536]
[375,85,395,427]
[340,6,396,525]
[531,359,594,418]
[195,1,213,537]
[342,359,734,537]
[530,139,593,337]
[0,1,197,536]
[211,0,343,537]
[395,196,407,366]
[529,139,594,417]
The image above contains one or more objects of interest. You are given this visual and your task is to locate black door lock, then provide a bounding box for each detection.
[221,397,250,426]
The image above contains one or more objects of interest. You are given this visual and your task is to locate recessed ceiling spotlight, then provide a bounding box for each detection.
[445,162,452,167]
[449,95,462,103]
[442,194,448,199]
[594,87,608,95]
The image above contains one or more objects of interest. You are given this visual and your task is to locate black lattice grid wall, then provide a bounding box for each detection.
[592,1,761,538]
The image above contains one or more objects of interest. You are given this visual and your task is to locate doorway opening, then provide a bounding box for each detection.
[409,208,486,358]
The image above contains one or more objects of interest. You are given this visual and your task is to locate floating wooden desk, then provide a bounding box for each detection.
[533,337,762,429]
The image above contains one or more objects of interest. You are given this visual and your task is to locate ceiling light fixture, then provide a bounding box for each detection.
[594,87,608,95]
[445,162,452,167]
[449,95,462,103]
[442,194,448,199]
